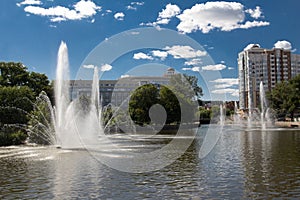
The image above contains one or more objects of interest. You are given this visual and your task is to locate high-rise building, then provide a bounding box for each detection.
[238,44,300,110]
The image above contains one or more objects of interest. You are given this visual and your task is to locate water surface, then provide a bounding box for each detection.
[0,126,300,199]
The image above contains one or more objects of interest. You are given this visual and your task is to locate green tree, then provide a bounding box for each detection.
[267,74,300,120]
[0,62,53,146]
[0,86,34,124]
[0,62,29,86]
[159,86,181,124]
[129,84,159,125]
[0,86,34,146]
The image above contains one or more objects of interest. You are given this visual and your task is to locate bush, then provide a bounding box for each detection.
[0,128,27,146]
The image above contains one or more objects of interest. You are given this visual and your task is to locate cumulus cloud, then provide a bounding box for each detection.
[114,12,125,20]
[133,52,153,60]
[243,43,261,51]
[210,78,239,85]
[82,64,96,69]
[17,0,42,7]
[22,0,101,22]
[210,78,239,97]
[100,64,113,71]
[156,3,181,24]
[182,67,201,72]
[274,40,292,50]
[184,58,202,66]
[202,64,226,71]
[176,1,269,34]
[120,74,131,78]
[239,20,269,29]
[152,50,168,60]
[127,1,144,10]
[164,45,207,59]
[212,88,239,97]
[141,3,181,27]
[246,6,262,19]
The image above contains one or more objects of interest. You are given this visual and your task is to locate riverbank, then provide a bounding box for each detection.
[275,121,300,128]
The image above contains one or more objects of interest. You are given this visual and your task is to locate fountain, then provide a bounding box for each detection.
[259,81,272,129]
[219,104,225,126]
[28,41,103,148]
[233,101,241,124]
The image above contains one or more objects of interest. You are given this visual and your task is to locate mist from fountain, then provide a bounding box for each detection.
[233,101,241,124]
[28,41,103,148]
[219,104,225,126]
[259,81,272,129]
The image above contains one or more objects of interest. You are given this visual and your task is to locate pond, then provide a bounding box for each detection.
[0,125,300,199]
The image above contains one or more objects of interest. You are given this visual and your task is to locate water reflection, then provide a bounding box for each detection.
[0,128,300,199]
[241,130,300,199]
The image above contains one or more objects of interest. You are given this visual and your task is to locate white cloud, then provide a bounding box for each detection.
[82,64,96,69]
[127,5,137,10]
[182,67,201,72]
[156,3,181,24]
[114,12,125,20]
[274,40,292,50]
[100,64,112,71]
[17,0,42,7]
[210,78,239,85]
[127,2,144,10]
[120,74,131,78]
[131,2,144,6]
[130,31,140,35]
[244,43,261,51]
[239,20,269,29]
[142,3,180,27]
[152,50,168,60]
[133,52,153,60]
[176,2,269,34]
[184,58,202,66]
[246,6,262,19]
[164,45,207,59]
[211,78,239,97]
[228,67,234,70]
[23,0,101,22]
[212,88,239,97]
[202,64,226,71]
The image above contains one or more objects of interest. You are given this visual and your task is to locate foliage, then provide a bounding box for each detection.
[0,127,27,146]
[159,86,181,124]
[267,74,300,120]
[129,84,159,125]
[27,94,55,145]
[195,107,211,123]
[0,62,52,146]
[128,74,202,125]
[0,62,52,98]
[0,86,34,124]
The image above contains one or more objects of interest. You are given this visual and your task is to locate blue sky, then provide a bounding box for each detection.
[1,0,300,100]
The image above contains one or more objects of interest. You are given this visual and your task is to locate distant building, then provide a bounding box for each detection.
[70,67,175,106]
[238,44,300,110]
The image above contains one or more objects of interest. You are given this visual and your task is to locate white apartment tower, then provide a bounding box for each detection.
[238,44,300,110]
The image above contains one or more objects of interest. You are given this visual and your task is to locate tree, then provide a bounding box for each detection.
[129,84,159,125]
[267,74,300,121]
[159,86,181,124]
[0,86,35,146]
[0,62,29,87]
[0,62,53,145]
[0,86,34,125]
[0,62,52,97]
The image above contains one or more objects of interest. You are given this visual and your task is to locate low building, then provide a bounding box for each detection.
[69,68,175,106]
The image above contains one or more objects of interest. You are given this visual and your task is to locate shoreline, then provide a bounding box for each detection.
[274,121,300,128]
